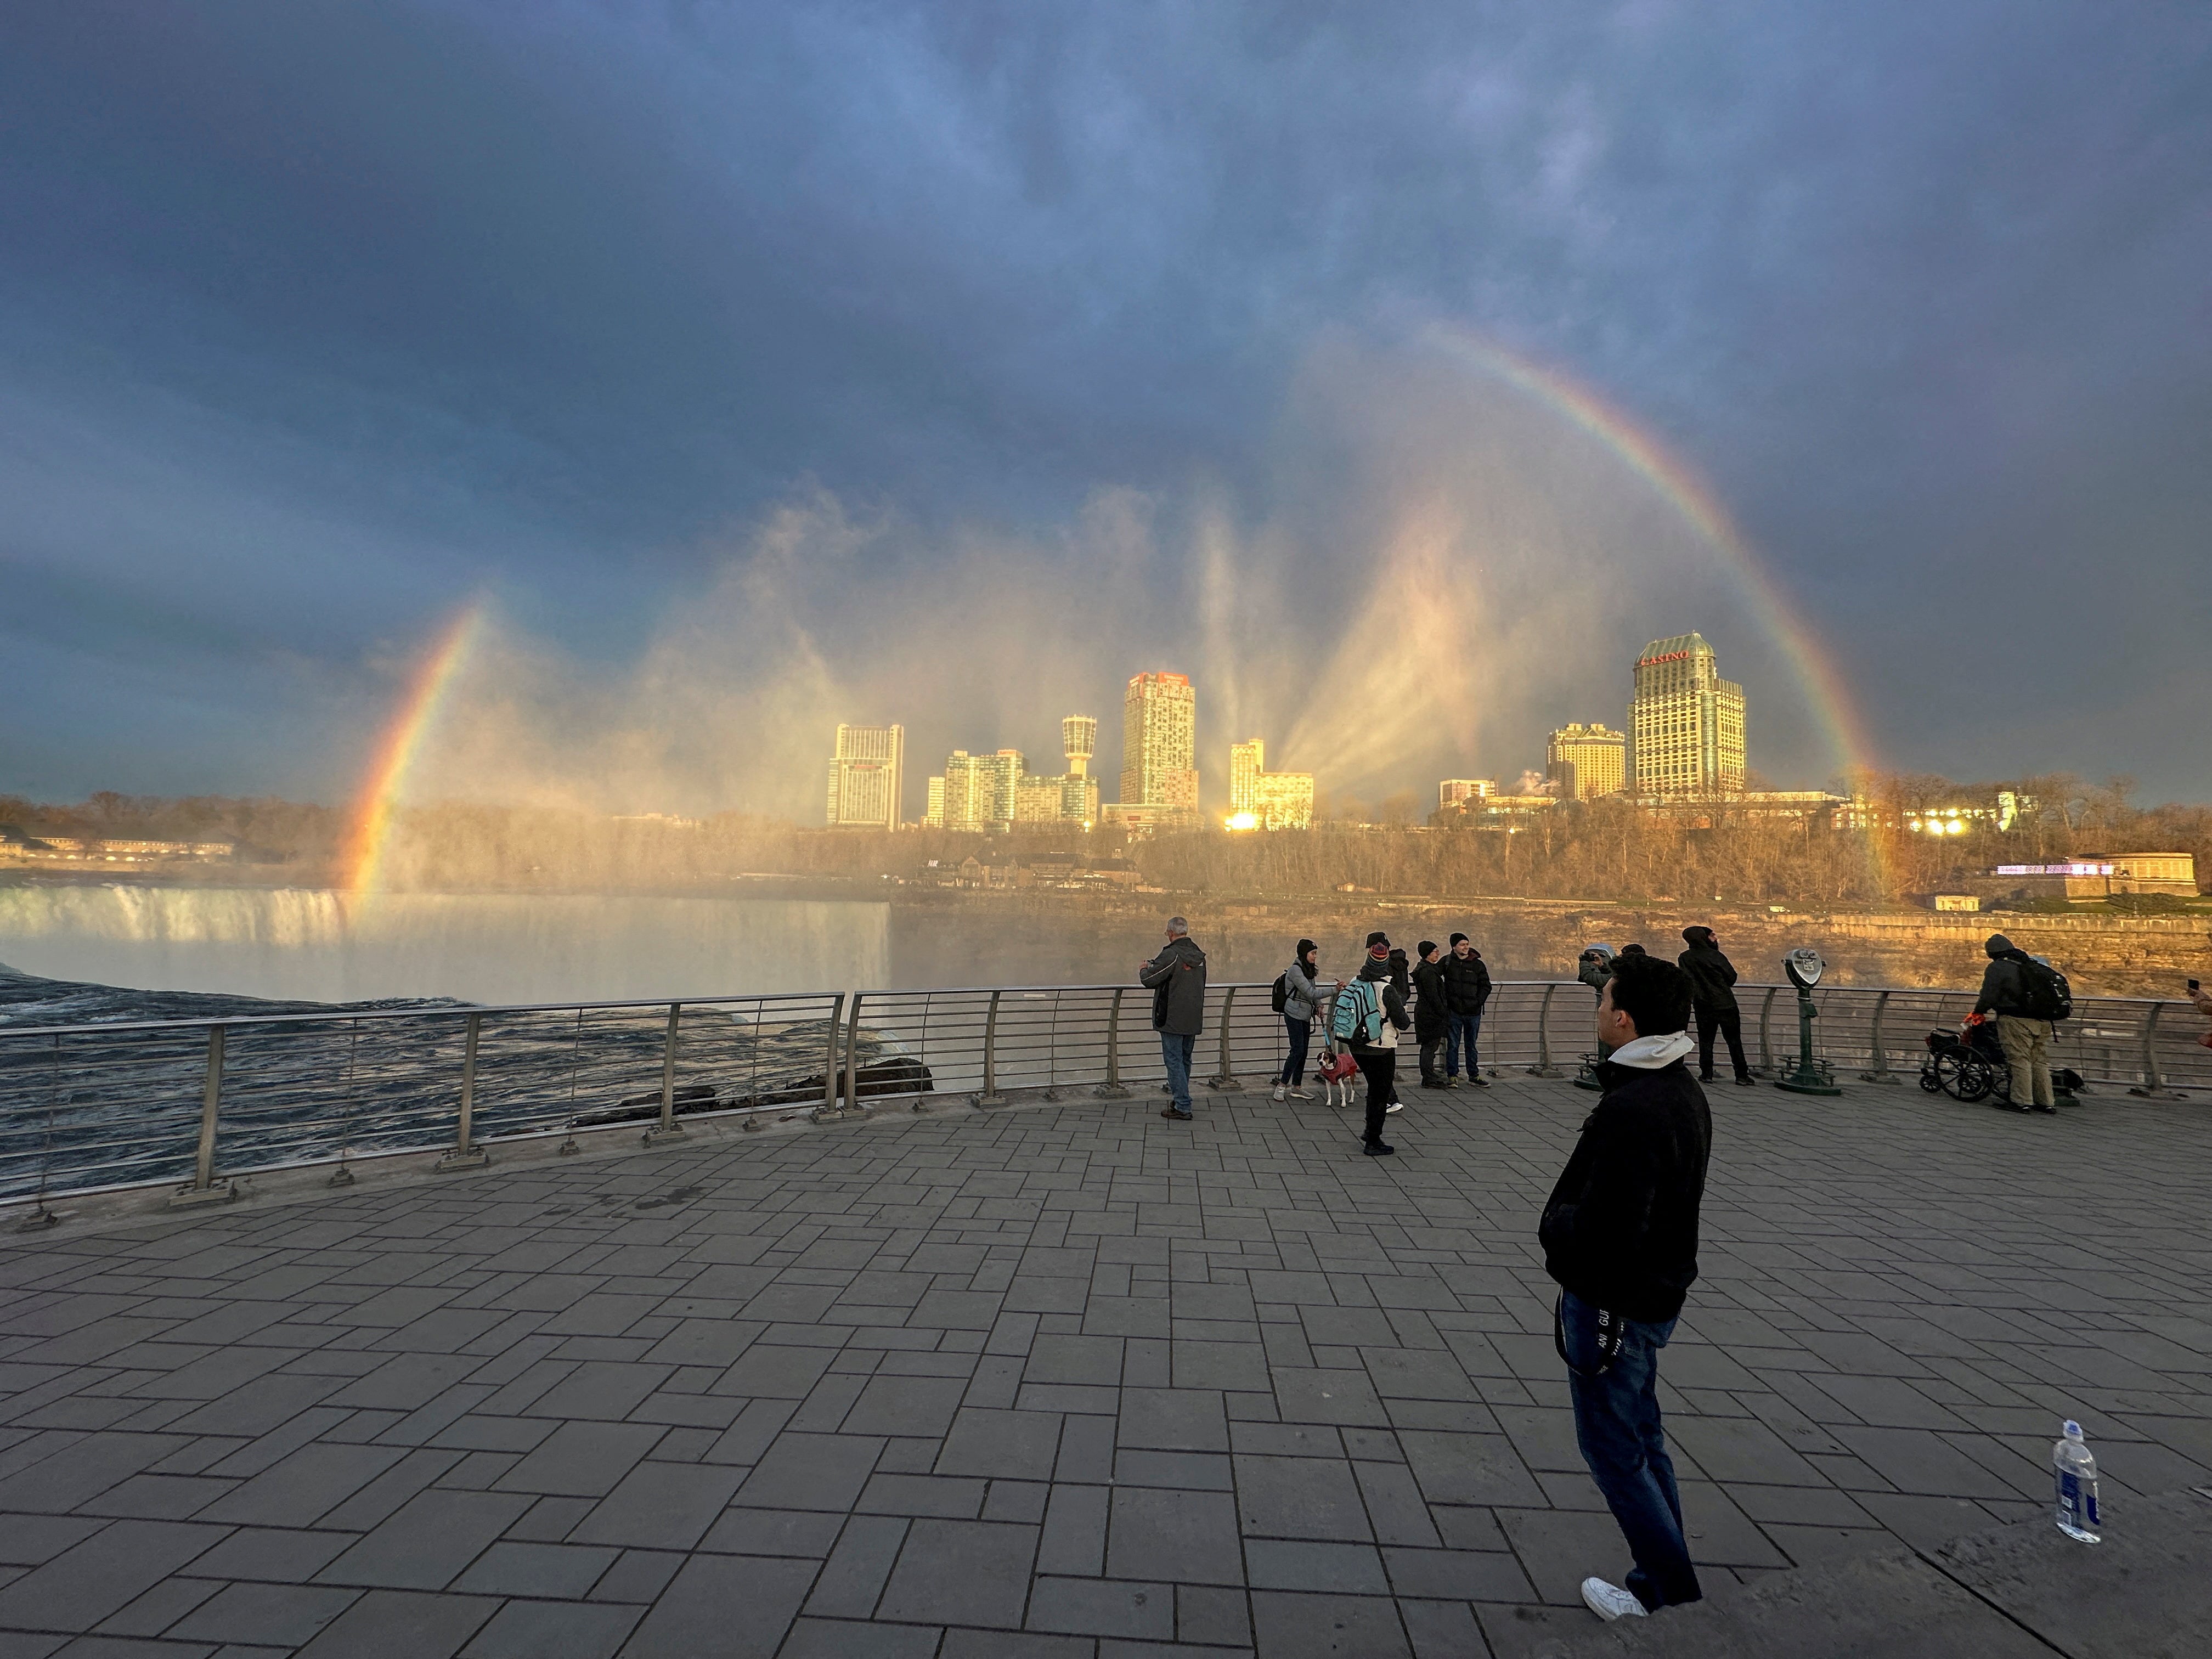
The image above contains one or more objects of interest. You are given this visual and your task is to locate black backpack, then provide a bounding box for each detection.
[2016,957,2073,1022]
[1271,973,1290,1014]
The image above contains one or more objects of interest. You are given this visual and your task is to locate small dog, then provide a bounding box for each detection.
[1317,1047,1359,1110]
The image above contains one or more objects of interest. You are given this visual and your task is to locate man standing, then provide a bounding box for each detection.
[1539,952,1712,1623]
[1678,927,1753,1086]
[1338,930,1411,1155]
[1974,933,2057,1114]
[1141,917,1207,1121]
[1441,932,1492,1087]
[1412,941,1449,1088]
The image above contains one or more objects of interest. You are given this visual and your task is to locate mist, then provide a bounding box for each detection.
[407,335,1844,822]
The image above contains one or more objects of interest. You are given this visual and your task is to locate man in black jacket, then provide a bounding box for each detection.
[1974,933,2055,1113]
[1412,941,1449,1087]
[1440,932,1492,1086]
[1678,927,1753,1086]
[1539,951,1712,1623]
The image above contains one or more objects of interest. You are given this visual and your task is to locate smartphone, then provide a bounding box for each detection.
[2192,979,2202,992]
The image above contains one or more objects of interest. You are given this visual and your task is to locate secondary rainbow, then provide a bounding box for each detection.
[1433,328,1880,783]
[339,601,486,898]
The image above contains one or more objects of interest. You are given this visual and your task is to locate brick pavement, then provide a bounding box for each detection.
[0,1074,2207,1658]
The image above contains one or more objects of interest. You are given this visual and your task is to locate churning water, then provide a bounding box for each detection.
[0,885,890,1009]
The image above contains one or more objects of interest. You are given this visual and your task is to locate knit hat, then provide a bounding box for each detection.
[1985,933,2014,956]
[1418,940,1437,959]
[1296,938,1316,957]
[1449,932,1468,946]
[1365,930,1389,949]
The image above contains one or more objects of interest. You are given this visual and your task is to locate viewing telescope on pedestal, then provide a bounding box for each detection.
[1774,947,1842,1096]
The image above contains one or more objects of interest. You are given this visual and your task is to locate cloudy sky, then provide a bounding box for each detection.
[3,2,2208,815]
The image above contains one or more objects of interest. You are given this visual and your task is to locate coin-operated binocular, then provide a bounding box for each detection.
[1775,948,1842,1096]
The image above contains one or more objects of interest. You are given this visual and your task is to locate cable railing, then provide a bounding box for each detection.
[1,981,2204,1214]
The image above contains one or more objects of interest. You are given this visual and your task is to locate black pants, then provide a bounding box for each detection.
[1418,1032,1446,1083]
[1696,1005,1749,1080]
[1353,1048,1396,1142]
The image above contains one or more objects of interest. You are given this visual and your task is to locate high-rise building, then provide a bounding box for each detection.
[1227,739,1314,830]
[1118,673,1198,816]
[1630,634,1745,796]
[826,724,904,828]
[1546,723,1628,801]
[1438,779,1496,809]
[939,750,1021,833]
[923,775,946,829]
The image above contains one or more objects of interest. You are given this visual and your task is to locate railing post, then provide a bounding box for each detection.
[2129,1002,2180,1098]
[1096,988,1129,1098]
[842,992,867,1116]
[1757,987,1780,1077]
[977,990,1006,1106]
[437,1013,490,1170]
[1528,984,1561,1077]
[1859,989,1899,1084]
[1210,986,1244,1092]
[646,1002,687,1143]
[813,994,847,1120]
[169,1024,238,1207]
[1042,991,1063,1101]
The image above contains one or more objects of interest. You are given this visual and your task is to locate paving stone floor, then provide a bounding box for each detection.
[0,1073,2207,1658]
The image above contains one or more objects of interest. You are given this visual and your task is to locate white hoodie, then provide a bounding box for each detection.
[1606,1031,1697,1070]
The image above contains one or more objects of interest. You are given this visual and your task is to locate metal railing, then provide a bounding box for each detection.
[2,981,2204,1212]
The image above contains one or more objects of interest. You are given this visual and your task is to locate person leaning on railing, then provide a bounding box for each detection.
[1140,916,1208,1122]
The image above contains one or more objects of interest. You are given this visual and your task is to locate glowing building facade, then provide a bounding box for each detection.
[1227,739,1314,830]
[1630,634,1745,797]
[1438,779,1496,809]
[1545,723,1628,801]
[826,724,904,829]
[1110,673,1198,833]
[939,749,1024,833]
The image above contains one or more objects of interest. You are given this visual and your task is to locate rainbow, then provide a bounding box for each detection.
[338,601,485,898]
[1432,329,1878,783]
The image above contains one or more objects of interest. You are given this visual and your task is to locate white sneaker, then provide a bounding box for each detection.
[1581,1577,1646,1621]
[1270,1086,1286,1102]
[1385,1102,1403,1113]
[1288,1089,1312,1101]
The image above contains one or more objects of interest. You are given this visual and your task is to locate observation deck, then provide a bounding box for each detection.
[0,984,2207,1656]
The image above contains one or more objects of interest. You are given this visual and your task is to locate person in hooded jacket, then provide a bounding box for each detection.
[1678,927,1753,1086]
[1343,930,1413,1154]
[1440,933,1492,1086]
[1539,951,1712,1625]
[1412,941,1449,1087]
[1973,933,2055,1113]
[1140,917,1207,1120]
[1272,939,1342,1103]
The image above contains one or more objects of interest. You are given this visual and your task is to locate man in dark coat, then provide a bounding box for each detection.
[1678,927,1753,1086]
[1440,932,1492,1086]
[1974,933,2056,1112]
[1412,941,1449,1087]
[1539,951,1713,1624]
[1140,917,1207,1120]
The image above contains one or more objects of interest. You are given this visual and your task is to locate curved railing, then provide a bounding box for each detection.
[2,981,2204,1211]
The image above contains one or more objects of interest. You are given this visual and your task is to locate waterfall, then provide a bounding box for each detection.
[0,885,891,1006]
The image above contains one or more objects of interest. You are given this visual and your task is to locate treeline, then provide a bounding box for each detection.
[4,775,2205,908]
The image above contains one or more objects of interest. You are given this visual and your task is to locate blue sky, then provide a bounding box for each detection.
[3,2,2208,811]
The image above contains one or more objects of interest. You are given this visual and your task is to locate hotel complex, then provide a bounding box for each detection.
[824,723,904,829]
[1227,739,1314,831]
[1545,723,1627,801]
[1629,633,1745,797]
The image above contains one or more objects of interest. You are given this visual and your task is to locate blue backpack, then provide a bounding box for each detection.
[1328,979,1385,1046]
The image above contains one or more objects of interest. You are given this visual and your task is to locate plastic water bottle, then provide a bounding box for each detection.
[2052,1420,2101,1543]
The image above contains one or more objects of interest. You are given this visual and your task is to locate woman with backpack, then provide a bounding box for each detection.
[1272,940,1340,1103]
[1331,930,1413,1155]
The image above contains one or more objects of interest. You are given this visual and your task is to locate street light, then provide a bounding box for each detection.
[1774,947,1842,1096]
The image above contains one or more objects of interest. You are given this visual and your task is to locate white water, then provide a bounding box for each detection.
[0,886,889,1005]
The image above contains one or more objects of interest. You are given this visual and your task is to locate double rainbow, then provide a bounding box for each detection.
[338,601,485,898]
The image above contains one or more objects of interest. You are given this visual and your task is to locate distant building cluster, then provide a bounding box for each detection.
[0,828,235,865]
[1227,739,1313,831]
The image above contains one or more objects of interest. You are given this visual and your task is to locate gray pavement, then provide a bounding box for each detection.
[0,1070,2207,1658]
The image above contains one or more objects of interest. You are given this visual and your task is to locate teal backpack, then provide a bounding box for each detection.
[1328,979,1385,1046]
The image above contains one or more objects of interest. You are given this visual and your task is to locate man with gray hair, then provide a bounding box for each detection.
[1141,916,1209,1120]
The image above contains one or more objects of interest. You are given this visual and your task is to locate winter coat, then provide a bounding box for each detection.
[1539,1035,1713,1324]
[1141,936,1209,1035]
[1440,950,1492,1017]
[1283,961,1329,1024]
[1974,951,2035,1018]
[1410,959,1448,1039]
[1677,932,1739,1013]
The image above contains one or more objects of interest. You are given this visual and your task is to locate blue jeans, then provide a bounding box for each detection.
[1444,1012,1482,1077]
[1278,1017,1312,1086]
[1560,1291,1701,1611]
[1160,1031,1196,1113]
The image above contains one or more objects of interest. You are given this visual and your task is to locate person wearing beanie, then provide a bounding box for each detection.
[1412,941,1449,1087]
[1539,951,1712,1624]
[1974,933,2056,1112]
[1678,927,1753,1086]
[1441,932,1493,1087]
[1337,931,1411,1153]
[1273,939,1341,1103]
